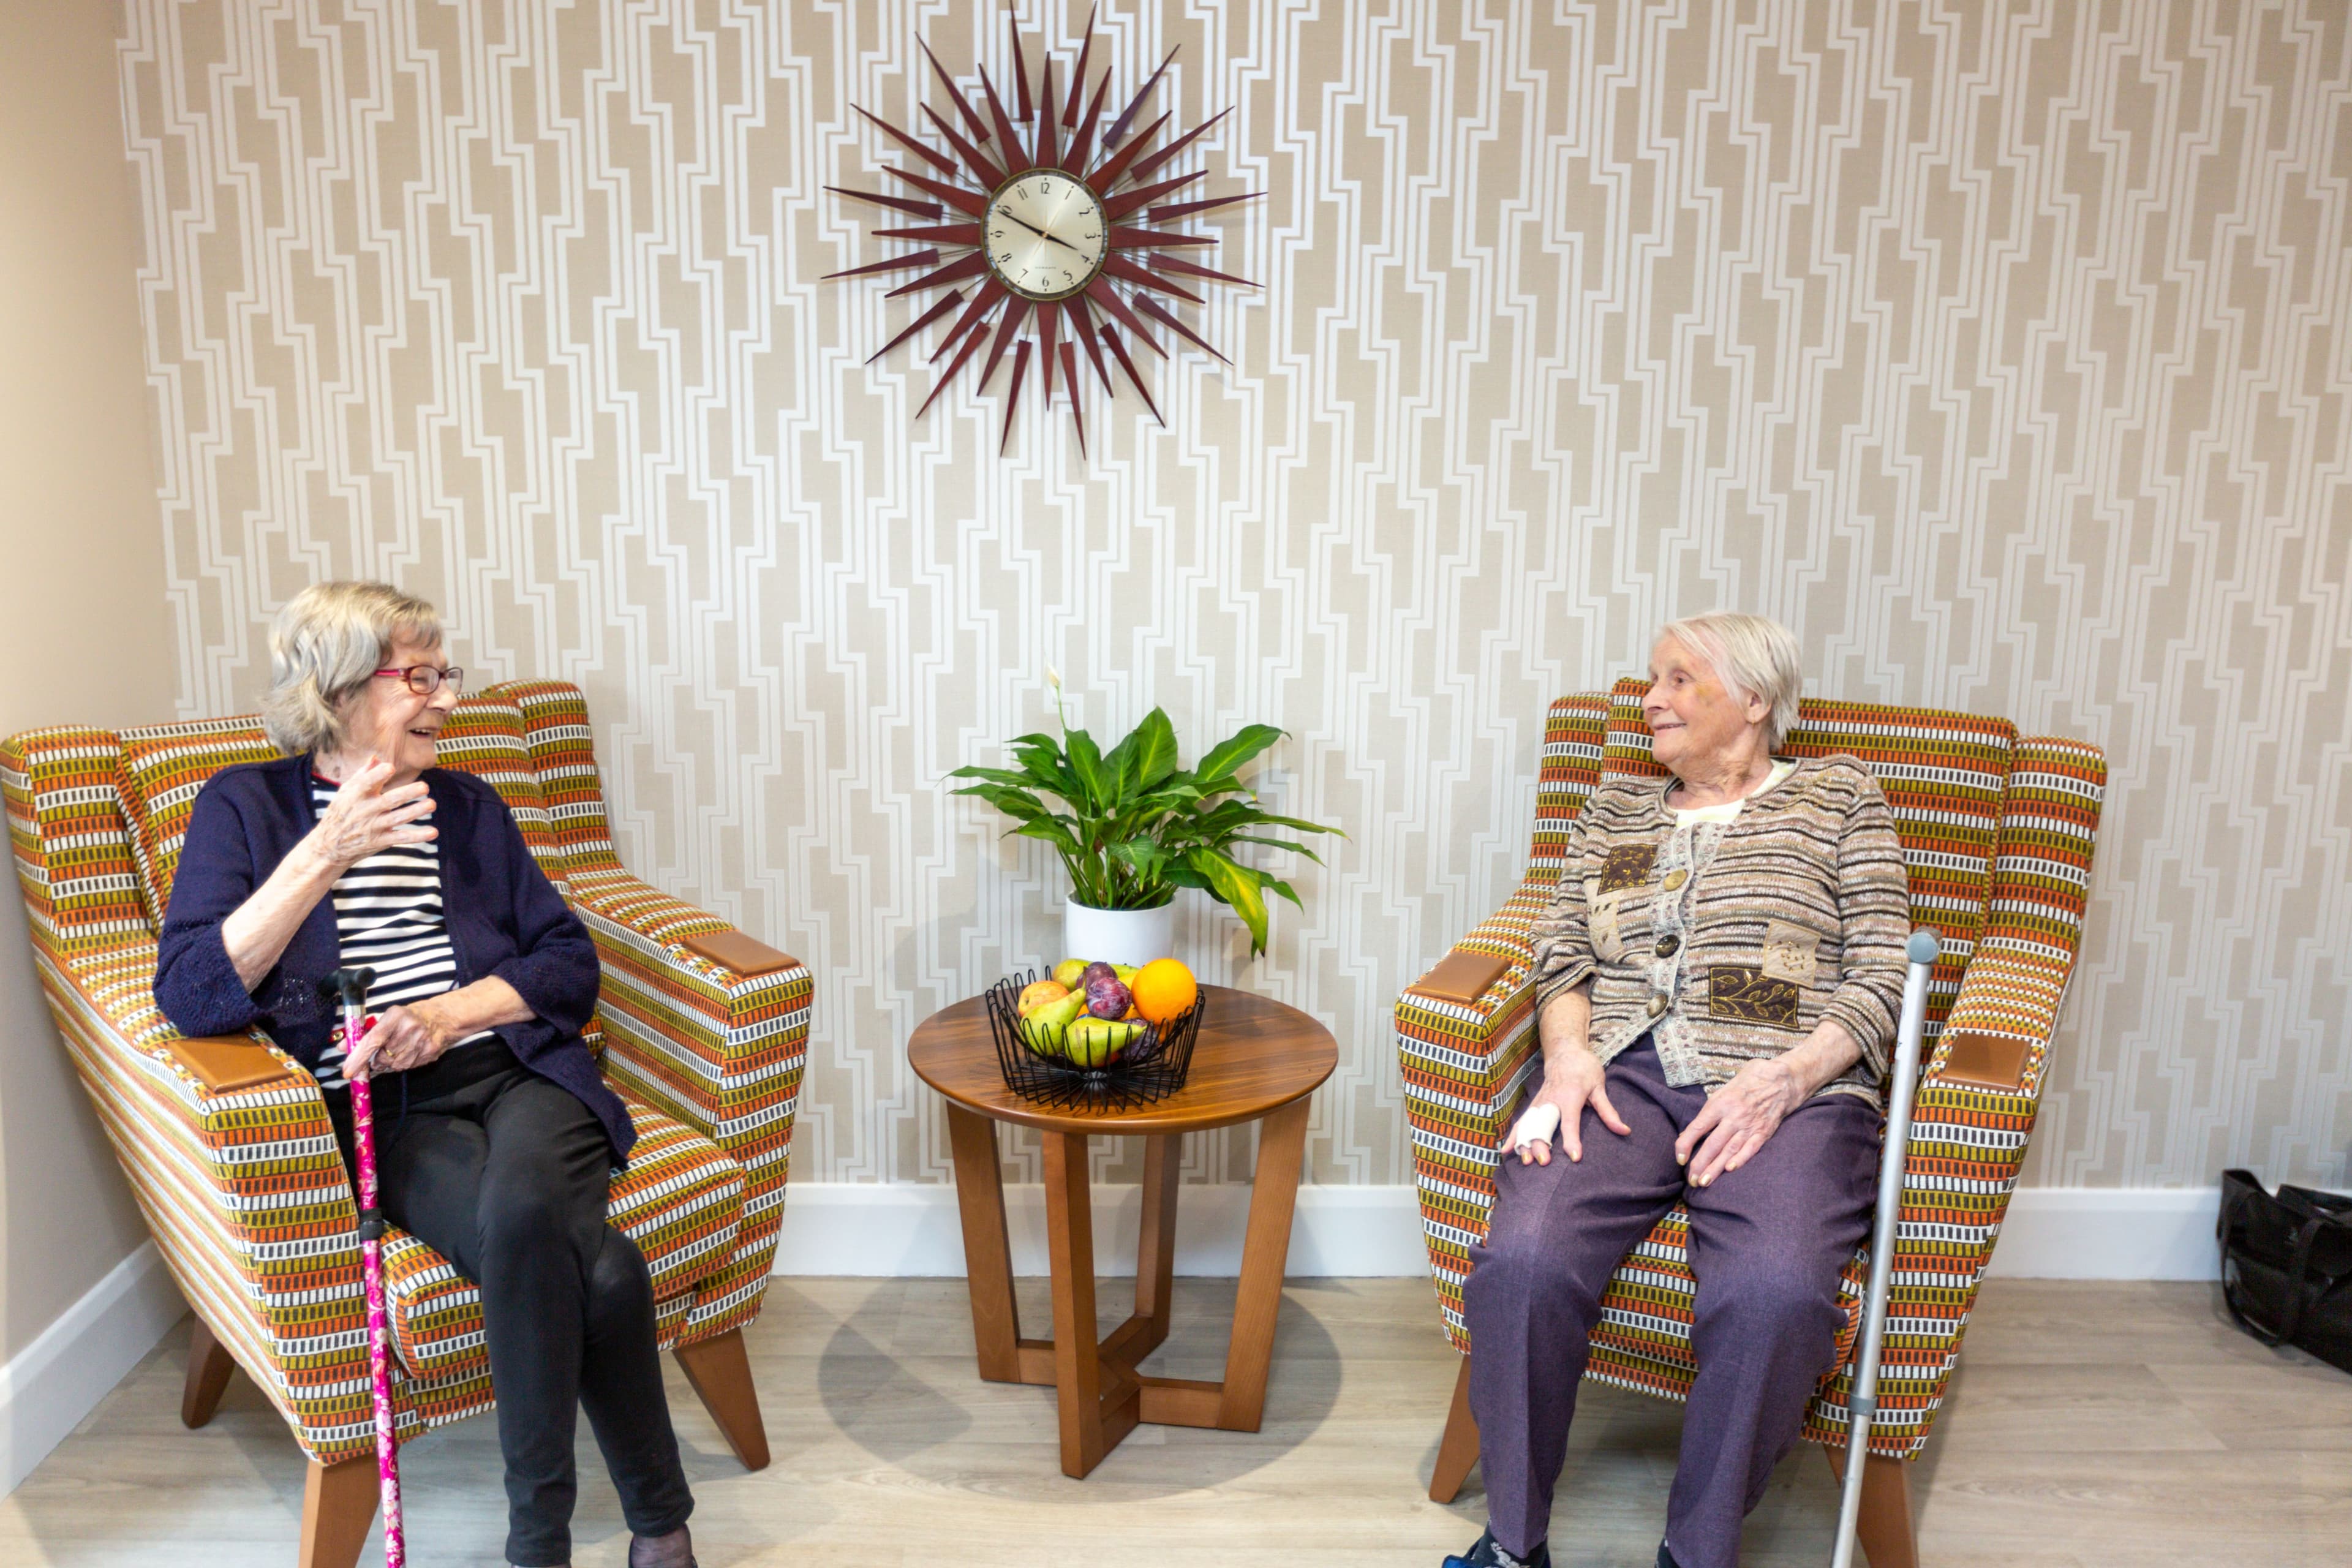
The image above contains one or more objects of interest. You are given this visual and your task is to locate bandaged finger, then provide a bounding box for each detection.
[1507,1101,1561,1154]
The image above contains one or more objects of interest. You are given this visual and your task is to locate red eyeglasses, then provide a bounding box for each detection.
[373,665,466,696]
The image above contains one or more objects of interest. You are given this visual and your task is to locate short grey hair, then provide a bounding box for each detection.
[1659,612,1803,750]
[260,582,442,755]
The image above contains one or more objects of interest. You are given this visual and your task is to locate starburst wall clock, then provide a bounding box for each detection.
[825,10,1257,454]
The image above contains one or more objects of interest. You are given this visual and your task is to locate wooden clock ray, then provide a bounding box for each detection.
[825,9,1258,454]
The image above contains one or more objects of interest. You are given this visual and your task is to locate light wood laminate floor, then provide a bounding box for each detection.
[2,1277,2345,1566]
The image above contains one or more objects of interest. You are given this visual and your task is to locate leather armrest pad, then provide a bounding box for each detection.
[679,928,799,977]
[171,1035,301,1094]
[1937,1030,2032,1091]
[1410,948,1513,1007]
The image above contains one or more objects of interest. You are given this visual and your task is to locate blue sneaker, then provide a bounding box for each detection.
[1442,1527,1550,1568]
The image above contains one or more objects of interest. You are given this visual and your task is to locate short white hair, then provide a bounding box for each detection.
[260,582,442,755]
[1658,612,1803,750]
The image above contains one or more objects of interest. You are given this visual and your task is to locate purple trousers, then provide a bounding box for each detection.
[1462,1040,1879,1568]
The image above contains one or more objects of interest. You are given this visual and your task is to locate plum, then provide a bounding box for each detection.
[1078,960,1117,993]
[1084,973,1133,1019]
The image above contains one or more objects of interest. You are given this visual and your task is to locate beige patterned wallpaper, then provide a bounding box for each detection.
[118,0,2351,1190]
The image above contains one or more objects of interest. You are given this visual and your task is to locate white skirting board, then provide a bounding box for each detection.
[0,1240,184,1497]
[771,1182,2228,1282]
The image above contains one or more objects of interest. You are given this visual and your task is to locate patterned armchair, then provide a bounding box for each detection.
[1396,680,2103,1566]
[2,681,811,1568]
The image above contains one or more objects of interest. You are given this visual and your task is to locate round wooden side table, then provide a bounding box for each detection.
[908,984,1338,1479]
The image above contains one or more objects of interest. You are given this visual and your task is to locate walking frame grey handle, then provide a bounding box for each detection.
[1830,928,1939,1568]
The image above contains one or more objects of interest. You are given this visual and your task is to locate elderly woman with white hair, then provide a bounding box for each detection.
[1444,614,1912,1568]
[154,582,698,1568]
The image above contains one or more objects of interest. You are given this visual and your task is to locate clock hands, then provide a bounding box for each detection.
[1001,209,1095,260]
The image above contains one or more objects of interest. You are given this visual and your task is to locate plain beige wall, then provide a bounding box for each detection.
[0,0,175,1363]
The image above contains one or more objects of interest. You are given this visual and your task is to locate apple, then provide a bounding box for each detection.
[1050,958,1089,990]
[1017,979,1070,1016]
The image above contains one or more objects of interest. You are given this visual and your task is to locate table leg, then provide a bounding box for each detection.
[1133,1131,1182,1351]
[1044,1128,1141,1477]
[1217,1096,1310,1431]
[945,1102,1022,1382]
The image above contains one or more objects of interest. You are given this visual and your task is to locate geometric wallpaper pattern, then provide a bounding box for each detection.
[117,0,2350,1188]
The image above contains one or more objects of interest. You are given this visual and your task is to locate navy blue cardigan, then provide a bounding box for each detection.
[153,755,633,1163]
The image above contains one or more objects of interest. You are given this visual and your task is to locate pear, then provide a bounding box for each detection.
[1065,1016,1143,1070]
[1023,989,1089,1057]
[1051,958,1089,990]
[1112,963,1140,985]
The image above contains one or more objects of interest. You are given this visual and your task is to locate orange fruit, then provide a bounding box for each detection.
[1131,959,1198,1025]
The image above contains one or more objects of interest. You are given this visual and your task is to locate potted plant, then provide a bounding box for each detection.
[949,677,1343,966]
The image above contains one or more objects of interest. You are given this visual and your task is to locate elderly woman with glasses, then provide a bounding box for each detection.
[154,582,697,1568]
[1444,614,1912,1568]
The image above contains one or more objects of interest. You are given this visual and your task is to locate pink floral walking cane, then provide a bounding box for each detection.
[325,967,405,1567]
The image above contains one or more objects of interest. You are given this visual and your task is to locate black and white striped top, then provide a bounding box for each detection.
[311,774,495,1089]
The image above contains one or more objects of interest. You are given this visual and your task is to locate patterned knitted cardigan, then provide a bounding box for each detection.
[1527,753,1911,1104]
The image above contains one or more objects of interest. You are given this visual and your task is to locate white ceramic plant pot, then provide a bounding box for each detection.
[1063,898,1177,970]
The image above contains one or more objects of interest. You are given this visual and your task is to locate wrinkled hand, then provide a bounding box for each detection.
[309,757,435,870]
[1506,1044,1632,1166]
[344,1001,457,1081]
[1675,1056,1803,1186]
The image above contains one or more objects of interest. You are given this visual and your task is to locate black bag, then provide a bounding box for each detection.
[2218,1167,2352,1374]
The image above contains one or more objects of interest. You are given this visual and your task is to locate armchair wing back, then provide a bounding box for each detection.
[1,682,811,1483]
[1397,680,2104,1460]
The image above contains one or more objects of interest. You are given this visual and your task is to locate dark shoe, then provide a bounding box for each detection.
[1442,1526,1551,1568]
[628,1525,696,1568]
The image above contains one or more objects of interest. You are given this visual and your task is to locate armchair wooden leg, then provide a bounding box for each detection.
[299,1454,380,1568]
[1429,1352,1480,1503]
[180,1315,237,1430]
[674,1326,771,1471]
[1820,1444,1917,1568]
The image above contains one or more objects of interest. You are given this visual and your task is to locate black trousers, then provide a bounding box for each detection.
[334,1044,694,1566]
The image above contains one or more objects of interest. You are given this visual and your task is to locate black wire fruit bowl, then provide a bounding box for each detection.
[983,970,1204,1112]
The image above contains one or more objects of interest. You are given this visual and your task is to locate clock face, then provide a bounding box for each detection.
[984,171,1108,302]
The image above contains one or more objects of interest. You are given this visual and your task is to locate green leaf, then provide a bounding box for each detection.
[1100,726,1138,791]
[1124,708,1180,791]
[1186,846,1271,956]
[1228,833,1325,865]
[949,766,1049,792]
[1066,728,1111,811]
[1194,723,1286,784]
[1234,809,1344,837]
[1012,818,1082,856]
[954,783,1051,822]
[1262,875,1304,908]
[1110,839,1169,882]
[997,756,1074,808]
[1204,809,1354,846]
